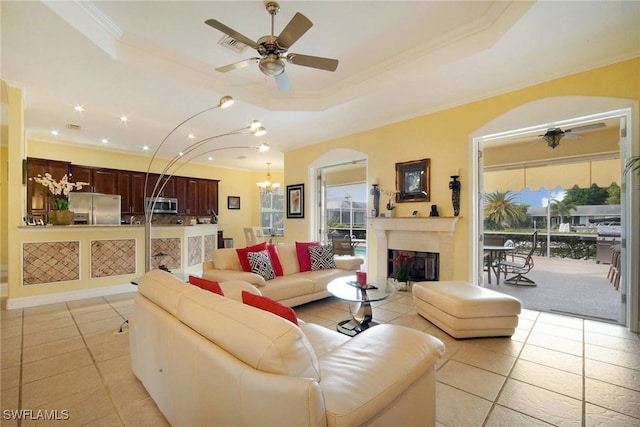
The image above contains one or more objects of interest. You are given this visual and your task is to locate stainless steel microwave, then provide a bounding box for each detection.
[145,197,178,214]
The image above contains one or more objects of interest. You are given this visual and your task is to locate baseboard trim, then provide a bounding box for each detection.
[5,284,138,310]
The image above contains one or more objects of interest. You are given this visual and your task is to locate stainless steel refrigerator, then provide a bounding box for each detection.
[69,193,121,225]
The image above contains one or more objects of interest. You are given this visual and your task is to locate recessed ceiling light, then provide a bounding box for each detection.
[208,156,213,161]
[120,115,129,123]
[50,129,59,136]
[101,138,109,144]
[74,104,84,112]
[179,152,184,156]
[142,145,149,151]
[188,134,195,140]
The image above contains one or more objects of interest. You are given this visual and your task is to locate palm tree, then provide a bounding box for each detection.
[483,191,526,230]
[550,199,576,223]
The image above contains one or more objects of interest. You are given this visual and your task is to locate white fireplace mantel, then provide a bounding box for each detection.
[369,216,460,281]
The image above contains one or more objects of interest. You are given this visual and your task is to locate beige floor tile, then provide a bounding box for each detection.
[84,329,130,362]
[107,375,154,412]
[435,382,492,426]
[312,307,352,323]
[519,309,541,321]
[516,317,535,331]
[537,312,584,330]
[510,359,583,400]
[585,377,640,419]
[23,303,68,317]
[527,331,583,356]
[77,316,126,336]
[1,308,23,320]
[375,299,413,314]
[586,358,640,392]
[21,365,103,408]
[22,336,86,364]
[437,359,506,401]
[585,331,640,353]
[73,308,123,325]
[1,325,22,340]
[370,306,402,323]
[452,346,516,376]
[96,354,135,385]
[584,320,639,340]
[85,412,124,426]
[1,386,19,427]
[119,397,170,427]
[511,327,531,343]
[22,348,93,384]
[298,315,335,328]
[531,322,584,342]
[585,343,640,370]
[467,336,523,358]
[585,402,640,426]
[485,404,554,426]
[498,379,582,426]
[23,325,80,348]
[21,385,117,427]
[519,344,583,375]
[1,316,23,330]
[1,349,21,369]
[1,366,20,391]
[23,315,76,335]
[387,312,432,331]
[1,334,22,352]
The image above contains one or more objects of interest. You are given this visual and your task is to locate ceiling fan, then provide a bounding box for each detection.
[205,1,339,91]
[537,122,606,149]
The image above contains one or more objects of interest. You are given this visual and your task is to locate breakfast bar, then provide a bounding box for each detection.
[11,223,218,309]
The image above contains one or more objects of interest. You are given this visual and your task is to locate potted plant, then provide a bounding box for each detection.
[30,173,88,225]
[389,252,413,291]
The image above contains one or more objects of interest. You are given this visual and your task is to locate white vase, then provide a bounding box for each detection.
[386,209,393,218]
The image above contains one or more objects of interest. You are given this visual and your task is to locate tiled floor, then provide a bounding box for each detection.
[2,289,639,426]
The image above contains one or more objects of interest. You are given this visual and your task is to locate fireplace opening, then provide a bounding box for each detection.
[388,250,439,282]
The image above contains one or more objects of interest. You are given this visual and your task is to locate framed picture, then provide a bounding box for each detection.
[286,184,304,218]
[227,196,240,210]
[396,158,430,202]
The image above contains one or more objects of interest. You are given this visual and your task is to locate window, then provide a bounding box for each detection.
[259,189,284,237]
[326,183,367,240]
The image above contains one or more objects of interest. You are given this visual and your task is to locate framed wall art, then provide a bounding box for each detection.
[286,184,304,218]
[227,196,240,210]
[396,158,430,202]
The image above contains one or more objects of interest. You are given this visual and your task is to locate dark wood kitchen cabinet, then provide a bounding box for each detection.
[129,172,147,215]
[69,166,118,194]
[26,158,70,220]
[198,179,219,216]
[185,179,199,216]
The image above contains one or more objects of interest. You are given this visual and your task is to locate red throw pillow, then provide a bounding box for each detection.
[242,291,298,325]
[267,244,284,276]
[295,241,320,272]
[189,275,224,296]
[236,242,268,272]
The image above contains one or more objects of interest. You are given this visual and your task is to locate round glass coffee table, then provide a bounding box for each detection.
[327,276,395,336]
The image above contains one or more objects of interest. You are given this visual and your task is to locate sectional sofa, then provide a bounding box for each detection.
[130,269,446,426]
[202,242,364,306]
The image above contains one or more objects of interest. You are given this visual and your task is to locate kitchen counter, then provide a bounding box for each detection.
[12,223,218,309]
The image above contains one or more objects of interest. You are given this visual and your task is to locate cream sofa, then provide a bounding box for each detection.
[130,270,445,427]
[202,243,364,306]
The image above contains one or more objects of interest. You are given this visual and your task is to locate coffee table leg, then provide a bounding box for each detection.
[336,300,377,336]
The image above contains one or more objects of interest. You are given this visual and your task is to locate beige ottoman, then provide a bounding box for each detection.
[413,281,521,339]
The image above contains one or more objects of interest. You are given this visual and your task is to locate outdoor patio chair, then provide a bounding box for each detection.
[331,234,355,256]
[498,231,538,287]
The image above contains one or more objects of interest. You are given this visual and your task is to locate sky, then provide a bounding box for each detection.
[516,186,565,208]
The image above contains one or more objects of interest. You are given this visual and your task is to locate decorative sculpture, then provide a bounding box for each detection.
[449,175,461,216]
[370,184,380,217]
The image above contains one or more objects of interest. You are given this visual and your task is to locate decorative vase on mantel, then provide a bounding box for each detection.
[49,209,74,225]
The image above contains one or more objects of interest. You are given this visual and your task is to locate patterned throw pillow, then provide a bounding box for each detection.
[309,245,336,271]
[247,250,276,281]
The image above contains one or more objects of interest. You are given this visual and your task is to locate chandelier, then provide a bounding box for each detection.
[257,162,281,193]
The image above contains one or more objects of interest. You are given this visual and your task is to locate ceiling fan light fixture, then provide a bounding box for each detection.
[253,126,267,137]
[259,56,285,76]
[218,95,234,109]
[258,142,270,152]
[544,133,563,149]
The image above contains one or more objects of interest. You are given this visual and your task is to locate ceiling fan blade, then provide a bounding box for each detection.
[215,58,259,73]
[564,133,582,140]
[275,71,291,91]
[205,19,259,49]
[566,122,606,133]
[287,53,338,71]
[276,12,313,49]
